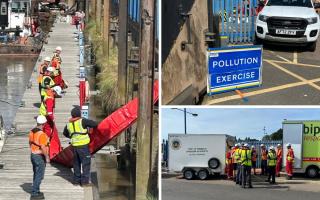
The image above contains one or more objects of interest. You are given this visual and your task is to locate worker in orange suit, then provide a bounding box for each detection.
[251,146,257,175]
[276,144,283,177]
[226,146,233,180]
[260,144,268,175]
[286,143,295,180]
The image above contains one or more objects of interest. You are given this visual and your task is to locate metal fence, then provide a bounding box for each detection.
[245,140,282,168]
[129,0,141,22]
[212,0,258,44]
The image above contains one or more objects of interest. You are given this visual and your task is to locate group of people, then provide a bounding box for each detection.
[226,143,295,188]
[29,46,98,199]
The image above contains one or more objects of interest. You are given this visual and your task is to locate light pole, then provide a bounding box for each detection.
[172,108,198,134]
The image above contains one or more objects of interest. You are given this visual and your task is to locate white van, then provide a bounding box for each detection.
[255,0,320,51]
[168,134,235,180]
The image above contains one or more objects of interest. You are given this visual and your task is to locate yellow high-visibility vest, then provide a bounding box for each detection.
[67,119,89,146]
[39,95,53,116]
[268,152,277,166]
[41,76,55,96]
[240,149,252,166]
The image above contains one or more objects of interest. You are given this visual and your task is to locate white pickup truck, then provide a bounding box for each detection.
[255,0,320,51]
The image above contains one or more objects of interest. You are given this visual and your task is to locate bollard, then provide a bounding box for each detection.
[78,31,84,46]
[81,103,89,119]
[79,65,86,107]
[79,45,84,66]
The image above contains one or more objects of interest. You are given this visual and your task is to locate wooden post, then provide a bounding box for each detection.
[91,0,96,18]
[103,0,110,57]
[136,0,155,199]
[118,0,128,105]
[117,0,128,147]
[96,0,102,32]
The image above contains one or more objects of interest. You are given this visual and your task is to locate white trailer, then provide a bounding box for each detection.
[283,120,320,178]
[168,134,235,180]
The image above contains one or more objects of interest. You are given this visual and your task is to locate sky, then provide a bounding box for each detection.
[161,108,320,140]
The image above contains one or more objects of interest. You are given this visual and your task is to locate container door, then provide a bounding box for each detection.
[283,123,303,169]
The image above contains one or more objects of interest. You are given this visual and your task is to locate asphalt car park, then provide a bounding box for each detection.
[202,39,320,105]
[162,175,320,200]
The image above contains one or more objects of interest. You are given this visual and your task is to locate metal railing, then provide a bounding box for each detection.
[245,140,282,168]
[212,0,258,44]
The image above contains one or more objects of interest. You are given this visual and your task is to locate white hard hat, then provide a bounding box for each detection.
[36,115,47,124]
[260,144,265,147]
[44,57,51,62]
[235,143,239,147]
[269,146,274,150]
[56,46,62,51]
[286,143,291,147]
[277,144,282,147]
[251,145,255,149]
[244,143,249,147]
[53,86,62,96]
[47,67,54,72]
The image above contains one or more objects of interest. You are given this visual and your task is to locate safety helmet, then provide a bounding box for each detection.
[46,67,54,72]
[53,86,62,96]
[44,57,51,62]
[36,115,47,124]
[56,46,62,51]
[269,146,274,150]
[260,144,265,147]
[286,143,291,147]
[235,143,239,147]
[244,143,249,147]
[277,144,282,147]
[251,145,255,149]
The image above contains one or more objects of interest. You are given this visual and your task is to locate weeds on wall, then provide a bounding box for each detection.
[85,19,119,115]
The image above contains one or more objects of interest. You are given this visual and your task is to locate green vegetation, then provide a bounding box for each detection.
[85,19,119,115]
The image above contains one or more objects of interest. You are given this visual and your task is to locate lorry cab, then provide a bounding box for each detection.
[168,134,235,180]
[283,120,320,178]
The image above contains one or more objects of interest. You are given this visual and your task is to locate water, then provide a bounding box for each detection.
[87,66,135,200]
[0,56,37,128]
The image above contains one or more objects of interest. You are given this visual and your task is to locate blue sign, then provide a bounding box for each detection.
[207,45,262,95]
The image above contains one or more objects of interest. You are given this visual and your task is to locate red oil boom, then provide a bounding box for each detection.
[51,80,159,167]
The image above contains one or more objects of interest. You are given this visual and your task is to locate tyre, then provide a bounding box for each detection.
[308,42,316,52]
[306,166,319,178]
[208,158,220,169]
[198,169,209,180]
[183,169,194,180]
[254,34,262,45]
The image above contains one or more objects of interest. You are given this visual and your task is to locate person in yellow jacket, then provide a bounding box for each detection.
[40,67,56,102]
[232,144,240,182]
[266,146,277,184]
[240,143,253,188]
[37,57,51,96]
[63,107,98,186]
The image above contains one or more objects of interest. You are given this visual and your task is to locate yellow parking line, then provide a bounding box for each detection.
[293,51,298,63]
[266,60,320,91]
[206,77,320,105]
[264,59,320,68]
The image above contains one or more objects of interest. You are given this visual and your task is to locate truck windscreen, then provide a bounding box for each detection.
[266,0,313,7]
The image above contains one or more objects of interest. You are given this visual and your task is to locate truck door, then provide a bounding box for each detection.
[283,123,303,169]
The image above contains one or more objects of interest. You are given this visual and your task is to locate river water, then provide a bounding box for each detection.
[0,56,37,128]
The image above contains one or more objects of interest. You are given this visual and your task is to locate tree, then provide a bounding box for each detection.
[270,128,283,140]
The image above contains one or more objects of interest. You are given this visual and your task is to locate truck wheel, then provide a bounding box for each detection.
[184,169,194,180]
[308,42,316,52]
[198,169,209,180]
[306,166,319,178]
[208,158,220,169]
